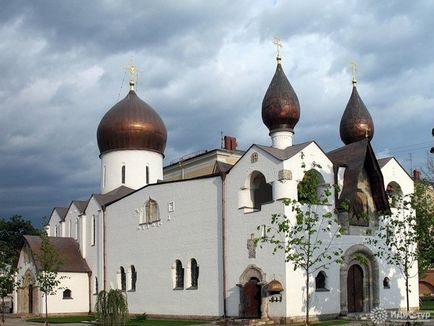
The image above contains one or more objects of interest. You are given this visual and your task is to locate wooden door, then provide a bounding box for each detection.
[243,278,261,318]
[347,264,364,313]
[28,284,33,314]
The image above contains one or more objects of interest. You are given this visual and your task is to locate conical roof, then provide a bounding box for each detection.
[262,61,300,133]
[339,85,374,145]
[97,90,167,155]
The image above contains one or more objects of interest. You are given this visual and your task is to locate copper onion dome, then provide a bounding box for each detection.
[97,87,167,155]
[262,59,300,133]
[339,84,374,145]
[265,280,284,292]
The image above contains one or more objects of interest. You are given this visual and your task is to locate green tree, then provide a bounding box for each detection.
[0,243,20,325]
[366,195,418,317]
[34,233,63,326]
[0,215,40,265]
[413,179,434,275]
[95,289,129,326]
[257,159,343,326]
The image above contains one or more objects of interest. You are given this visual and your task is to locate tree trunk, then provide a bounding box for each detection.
[45,294,49,326]
[405,260,410,326]
[305,272,310,326]
[1,297,5,326]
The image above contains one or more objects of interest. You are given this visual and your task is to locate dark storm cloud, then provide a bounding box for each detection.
[0,0,433,226]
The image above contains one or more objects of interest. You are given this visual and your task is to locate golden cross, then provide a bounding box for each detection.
[273,35,282,59]
[351,61,358,86]
[124,59,142,91]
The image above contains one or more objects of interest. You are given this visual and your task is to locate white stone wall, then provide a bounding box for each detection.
[104,176,223,317]
[100,150,163,194]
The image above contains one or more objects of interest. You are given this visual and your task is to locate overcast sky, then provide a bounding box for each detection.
[1,0,433,227]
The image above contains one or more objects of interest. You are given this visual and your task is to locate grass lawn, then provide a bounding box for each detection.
[26,315,206,325]
[291,320,350,326]
[421,299,434,311]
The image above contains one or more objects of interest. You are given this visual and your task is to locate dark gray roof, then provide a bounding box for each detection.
[72,200,88,214]
[93,185,134,207]
[377,157,393,168]
[24,235,91,273]
[213,161,234,174]
[255,141,313,161]
[53,207,68,222]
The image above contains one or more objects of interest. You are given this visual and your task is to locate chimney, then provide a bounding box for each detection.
[413,169,421,180]
[224,136,237,151]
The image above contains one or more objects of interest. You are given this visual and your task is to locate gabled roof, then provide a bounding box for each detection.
[23,235,91,273]
[72,200,88,214]
[377,157,393,168]
[327,138,390,214]
[93,186,134,206]
[255,141,314,161]
[212,161,234,174]
[51,207,68,222]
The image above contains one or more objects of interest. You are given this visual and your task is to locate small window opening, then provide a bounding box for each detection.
[175,260,184,289]
[146,166,150,184]
[251,172,273,210]
[315,271,327,291]
[190,259,199,289]
[63,289,72,299]
[120,266,126,291]
[386,182,403,208]
[94,277,99,294]
[91,215,96,246]
[130,265,137,291]
[145,198,160,223]
[383,277,390,289]
[298,169,326,204]
[121,165,126,184]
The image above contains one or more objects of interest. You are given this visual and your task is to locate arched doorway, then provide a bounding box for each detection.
[238,265,266,319]
[28,285,33,314]
[340,245,379,315]
[347,265,364,313]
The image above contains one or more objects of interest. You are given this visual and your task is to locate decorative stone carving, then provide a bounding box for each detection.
[278,169,292,182]
[247,233,257,258]
[251,152,258,163]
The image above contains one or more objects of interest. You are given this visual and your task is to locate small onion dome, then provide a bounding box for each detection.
[97,90,167,155]
[262,61,300,133]
[265,280,284,292]
[339,85,374,145]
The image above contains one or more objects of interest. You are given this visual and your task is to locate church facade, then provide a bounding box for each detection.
[14,55,419,322]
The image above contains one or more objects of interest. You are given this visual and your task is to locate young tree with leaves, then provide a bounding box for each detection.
[0,243,20,325]
[257,160,343,326]
[34,233,63,326]
[366,194,418,316]
[95,289,129,326]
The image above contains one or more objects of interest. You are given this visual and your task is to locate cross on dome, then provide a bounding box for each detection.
[273,35,282,61]
[351,61,358,86]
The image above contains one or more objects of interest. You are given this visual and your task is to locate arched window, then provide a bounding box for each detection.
[174,260,184,289]
[94,277,99,294]
[251,172,273,209]
[386,182,403,208]
[121,165,126,184]
[298,169,326,204]
[120,266,126,291]
[91,215,96,246]
[130,265,137,291]
[146,166,150,184]
[383,277,390,289]
[315,271,327,291]
[63,289,72,299]
[190,259,199,288]
[145,198,160,223]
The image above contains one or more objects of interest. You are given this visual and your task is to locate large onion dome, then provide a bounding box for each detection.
[340,84,374,145]
[262,60,300,133]
[97,89,167,155]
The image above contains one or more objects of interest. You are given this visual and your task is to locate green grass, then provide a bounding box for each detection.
[420,299,434,311]
[26,315,206,325]
[27,315,95,323]
[291,321,350,326]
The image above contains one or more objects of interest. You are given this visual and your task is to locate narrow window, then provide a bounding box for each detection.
[121,165,126,184]
[94,277,99,294]
[190,259,199,288]
[75,219,79,240]
[63,289,72,299]
[68,220,71,237]
[91,216,96,246]
[175,260,184,289]
[55,225,58,237]
[120,266,126,291]
[103,165,106,188]
[383,277,391,289]
[315,271,327,291]
[146,166,150,184]
[130,265,137,291]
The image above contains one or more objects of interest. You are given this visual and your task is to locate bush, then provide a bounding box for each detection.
[95,289,129,325]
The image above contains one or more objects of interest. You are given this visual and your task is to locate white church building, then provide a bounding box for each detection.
[14,53,419,322]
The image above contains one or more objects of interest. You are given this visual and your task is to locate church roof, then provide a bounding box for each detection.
[255,141,313,161]
[23,235,91,273]
[262,61,300,133]
[93,186,135,208]
[71,200,88,214]
[212,161,234,174]
[377,157,393,168]
[327,138,390,214]
[52,207,68,222]
[97,90,167,156]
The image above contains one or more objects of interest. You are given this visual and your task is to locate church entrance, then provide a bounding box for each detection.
[243,277,261,318]
[28,285,33,314]
[347,264,364,313]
